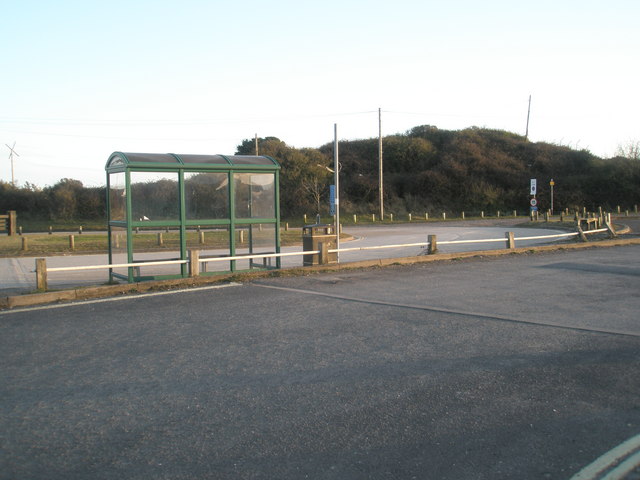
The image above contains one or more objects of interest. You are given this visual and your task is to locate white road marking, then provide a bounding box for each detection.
[0,282,242,316]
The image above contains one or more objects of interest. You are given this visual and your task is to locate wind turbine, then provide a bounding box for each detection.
[5,142,19,186]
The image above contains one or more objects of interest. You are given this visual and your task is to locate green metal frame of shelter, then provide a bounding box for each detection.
[105,152,281,283]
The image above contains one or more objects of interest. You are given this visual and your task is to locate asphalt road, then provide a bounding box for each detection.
[0,221,568,294]
[2,245,639,479]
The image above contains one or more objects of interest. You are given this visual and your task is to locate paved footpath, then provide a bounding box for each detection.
[1,244,639,479]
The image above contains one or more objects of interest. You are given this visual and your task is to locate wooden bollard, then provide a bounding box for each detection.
[442,212,446,220]
[18,226,22,235]
[199,231,205,244]
[239,230,244,243]
[285,223,289,231]
[408,213,412,222]
[114,234,120,249]
[189,249,200,277]
[425,213,429,220]
[36,258,47,291]
[157,232,163,246]
[461,211,465,219]
[22,237,28,251]
[372,214,376,222]
[505,231,515,249]
[353,214,357,223]
[49,226,53,235]
[497,211,501,218]
[513,210,517,217]
[303,214,307,223]
[389,213,393,222]
[481,211,484,218]
[79,226,83,235]
[427,234,438,254]
[69,235,75,250]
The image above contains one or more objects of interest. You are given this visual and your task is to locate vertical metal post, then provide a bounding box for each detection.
[334,123,340,263]
[378,107,384,220]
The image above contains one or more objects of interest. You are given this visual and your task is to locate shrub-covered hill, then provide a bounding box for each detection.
[1,126,638,223]
[239,126,640,217]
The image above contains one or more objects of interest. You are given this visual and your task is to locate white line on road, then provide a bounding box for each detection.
[0,282,242,316]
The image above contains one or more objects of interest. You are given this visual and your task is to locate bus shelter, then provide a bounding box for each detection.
[106,152,281,283]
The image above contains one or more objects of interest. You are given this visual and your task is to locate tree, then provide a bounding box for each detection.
[615,140,640,160]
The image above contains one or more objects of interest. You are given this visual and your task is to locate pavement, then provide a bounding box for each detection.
[1,244,640,479]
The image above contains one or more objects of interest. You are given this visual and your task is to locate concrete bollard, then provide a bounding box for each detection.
[390,213,393,222]
[481,211,484,218]
[189,249,200,277]
[505,231,515,249]
[36,258,47,291]
[427,234,438,254]
[497,211,501,218]
[69,235,75,250]
[353,214,357,223]
[425,213,429,220]
[462,211,465,219]
[408,213,412,222]
[22,237,28,251]
[442,212,446,220]
[372,214,376,222]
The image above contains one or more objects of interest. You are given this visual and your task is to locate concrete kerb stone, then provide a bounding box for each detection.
[2,236,640,311]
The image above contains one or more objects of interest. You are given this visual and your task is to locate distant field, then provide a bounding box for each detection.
[0,229,306,257]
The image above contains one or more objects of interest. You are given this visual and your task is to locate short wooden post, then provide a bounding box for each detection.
[79,226,83,235]
[18,226,22,235]
[497,210,501,218]
[353,214,357,223]
[605,218,617,238]
[577,225,588,242]
[560,213,564,222]
[505,231,515,249]
[389,213,393,222]
[199,231,205,244]
[36,258,47,291]
[425,213,429,220]
[635,205,638,214]
[408,213,412,222]
[427,234,438,254]
[372,213,376,222]
[114,234,120,249]
[21,236,28,251]
[318,241,329,265]
[157,232,163,246]
[481,211,484,218]
[617,205,621,214]
[239,230,244,243]
[69,235,75,250]
[626,210,629,217]
[8,211,17,236]
[461,211,465,219]
[442,212,446,220]
[49,226,53,235]
[285,222,289,231]
[189,249,200,277]
[513,210,517,217]
[303,214,307,223]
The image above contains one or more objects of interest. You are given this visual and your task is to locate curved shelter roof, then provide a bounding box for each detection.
[106,152,280,170]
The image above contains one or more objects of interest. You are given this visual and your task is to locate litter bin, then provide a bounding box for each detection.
[302,223,337,266]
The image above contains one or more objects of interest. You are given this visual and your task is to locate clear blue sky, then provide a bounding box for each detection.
[1,0,638,187]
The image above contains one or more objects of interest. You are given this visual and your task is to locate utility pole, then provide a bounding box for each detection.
[378,107,384,220]
[5,142,19,186]
[334,123,340,263]
[525,95,532,140]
